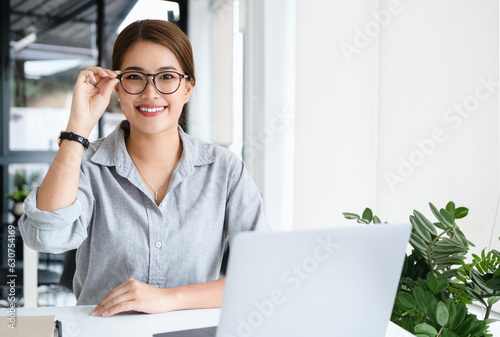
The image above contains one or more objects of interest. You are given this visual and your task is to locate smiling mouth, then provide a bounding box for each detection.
[138,106,166,113]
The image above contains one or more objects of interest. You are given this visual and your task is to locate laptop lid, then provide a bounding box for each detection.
[216,223,411,337]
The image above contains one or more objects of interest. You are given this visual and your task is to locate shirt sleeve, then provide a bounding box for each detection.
[224,160,271,246]
[18,169,95,254]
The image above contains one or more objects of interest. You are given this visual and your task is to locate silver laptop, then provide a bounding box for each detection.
[154,223,411,337]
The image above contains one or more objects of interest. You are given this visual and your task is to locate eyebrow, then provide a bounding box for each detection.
[122,66,178,72]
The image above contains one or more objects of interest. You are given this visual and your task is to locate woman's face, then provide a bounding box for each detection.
[115,40,193,136]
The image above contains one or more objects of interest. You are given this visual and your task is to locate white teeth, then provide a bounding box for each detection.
[138,107,165,113]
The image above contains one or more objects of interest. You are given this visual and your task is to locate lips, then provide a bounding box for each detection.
[136,105,167,117]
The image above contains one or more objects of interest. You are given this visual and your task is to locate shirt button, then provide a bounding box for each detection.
[155,241,162,248]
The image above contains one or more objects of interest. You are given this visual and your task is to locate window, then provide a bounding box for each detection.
[1,0,190,222]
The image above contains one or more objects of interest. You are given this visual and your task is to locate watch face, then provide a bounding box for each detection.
[57,132,89,149]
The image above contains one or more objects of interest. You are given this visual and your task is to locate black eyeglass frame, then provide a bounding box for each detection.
[117,70,190,95]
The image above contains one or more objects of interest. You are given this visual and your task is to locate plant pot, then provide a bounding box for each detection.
[11,201,24,218]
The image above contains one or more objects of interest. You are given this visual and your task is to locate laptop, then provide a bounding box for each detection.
[154,223,411,337]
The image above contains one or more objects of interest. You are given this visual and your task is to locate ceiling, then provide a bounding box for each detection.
[10,0,138,65]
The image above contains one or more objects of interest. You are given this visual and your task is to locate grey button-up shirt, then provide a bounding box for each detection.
[19,121,269,305]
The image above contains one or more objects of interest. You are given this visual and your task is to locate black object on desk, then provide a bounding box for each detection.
[153,326,217,337]
[55,319,62,337]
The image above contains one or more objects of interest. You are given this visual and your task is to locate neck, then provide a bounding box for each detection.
[126,126,182,167]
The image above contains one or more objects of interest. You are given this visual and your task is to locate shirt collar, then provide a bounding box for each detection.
[90,120,216,175]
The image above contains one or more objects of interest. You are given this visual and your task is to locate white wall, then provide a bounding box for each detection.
[189,0,499,253]
[294,0,380,229]
[294,0,499,254]
[377,0,499,254]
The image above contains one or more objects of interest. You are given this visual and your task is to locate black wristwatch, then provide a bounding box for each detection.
[57,131,90,150]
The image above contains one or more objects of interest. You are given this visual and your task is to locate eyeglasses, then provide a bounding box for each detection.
[117,71,189,95]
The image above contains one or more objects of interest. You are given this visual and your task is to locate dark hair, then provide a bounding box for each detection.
[112,20,196,86]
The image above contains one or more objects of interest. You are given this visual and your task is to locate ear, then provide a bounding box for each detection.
[184,79,194,102]
[114,83,121,101]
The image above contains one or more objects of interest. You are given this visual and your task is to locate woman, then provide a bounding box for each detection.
[19,20,269,317]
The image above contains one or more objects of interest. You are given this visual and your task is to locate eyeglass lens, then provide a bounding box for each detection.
[120,71,182,94]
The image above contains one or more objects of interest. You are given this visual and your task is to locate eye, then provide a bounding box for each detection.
[159,72,175,80]
[124,73,143,80]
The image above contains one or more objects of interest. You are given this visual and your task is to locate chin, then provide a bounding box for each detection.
[137,120,180,136]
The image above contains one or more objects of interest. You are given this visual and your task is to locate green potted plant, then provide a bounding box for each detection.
[344,202,500,337]
[6,189,29,218]
[5,169,32,218]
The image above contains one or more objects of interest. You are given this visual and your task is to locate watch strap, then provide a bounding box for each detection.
[58,131,90,150]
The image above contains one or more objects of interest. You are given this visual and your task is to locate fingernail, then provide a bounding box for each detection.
[103,311,109,317]
[90,309,97,316]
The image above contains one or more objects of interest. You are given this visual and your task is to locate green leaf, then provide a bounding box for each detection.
[484,318,497,325]
[425,291,437,310]
[487,295,500,306]
[434,256,466,269]
[441,330,460,337]
[414,310,426,324]
[410,215,432,242]
[429,203,453,227]
[455,314,476,335]
[414,323,438,336]
[453,228,469,247]
[461,261,471,272]
[440,208,454,227]
[397,292,417,310]
[466,320,488,336]
[436,301,449,327]
[413,287,430,314]
[449,303,467,330]
[342,212,360,220]
[433,221,448,231]
[357,218,370,224]
[438,238,467,249]
[431,244,467,255]
[434,278,449,293]
[373,215,382,224]
[426,273,438,293]
[471,272,492,293]
[441,268,459,279]
[454,207,469,219]
[486,277,500,290]
[6,189,30,202]
[445,298,457,326]
[446,201,456,218]
[464,288,485,305]
[410,234,430,254]
[475,261,486,274]
[362,208,373,222]
[414,210,437,235]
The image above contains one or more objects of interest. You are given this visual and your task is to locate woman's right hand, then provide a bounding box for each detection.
[67,67,120,137]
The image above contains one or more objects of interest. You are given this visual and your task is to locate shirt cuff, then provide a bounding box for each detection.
[22,187,83,230]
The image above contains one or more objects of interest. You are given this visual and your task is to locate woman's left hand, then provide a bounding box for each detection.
[90,278,178,316]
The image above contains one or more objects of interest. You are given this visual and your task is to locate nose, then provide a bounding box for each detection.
[140,75,160,98]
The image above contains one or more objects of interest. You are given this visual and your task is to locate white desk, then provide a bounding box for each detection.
[3,305,415,337]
